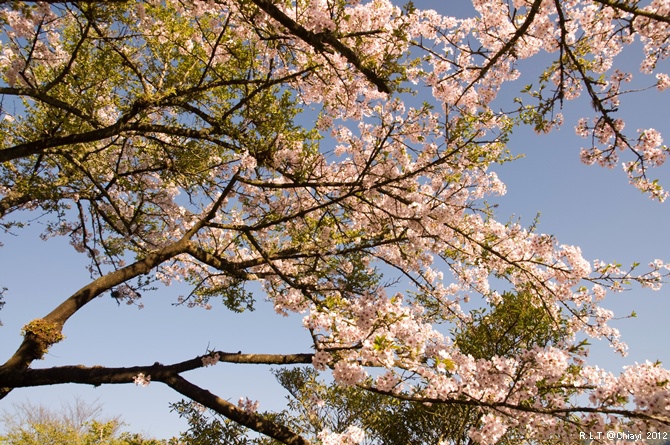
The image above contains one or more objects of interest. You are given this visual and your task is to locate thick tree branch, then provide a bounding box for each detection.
[592,0,670,24]
[0,122,126,163]
[0,178,240,379]
[0,192,33,219]
[0,352,313,388]
[0,87,98,125]
[249,0,391,93]
[0,66,315,164]
[0,239,192,373]
[0,89,157,163]
[164,373,312,445]
[0,352,314,445]
[214,351,314,365]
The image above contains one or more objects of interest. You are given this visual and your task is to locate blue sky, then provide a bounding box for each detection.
[1,0,670,440]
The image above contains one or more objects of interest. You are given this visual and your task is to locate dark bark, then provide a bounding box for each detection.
[0,352,314,445]
[249,0,391,93]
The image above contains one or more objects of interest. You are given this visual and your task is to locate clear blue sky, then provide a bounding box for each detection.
[1,0,669,440]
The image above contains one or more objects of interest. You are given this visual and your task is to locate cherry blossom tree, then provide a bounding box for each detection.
[172,290,583,444]
[0,0,669,444]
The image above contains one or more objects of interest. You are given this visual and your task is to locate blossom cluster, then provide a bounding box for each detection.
[237,397,260,414]
[133,373,151,387]
[201,352,221,367]
[317,426,366,445]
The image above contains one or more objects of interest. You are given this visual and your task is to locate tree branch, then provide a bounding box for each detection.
[0,352,313,388]
[0,352,314,445]
[0,192,33,219]
[0,87,98,126]
[164,373,312,445]
[592,0,670,24]
[0,177,240,387]
[360,384,670,426]
[0,238,192,373]
[249,0,391,93]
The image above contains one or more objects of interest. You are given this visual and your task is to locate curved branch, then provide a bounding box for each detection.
[0,112,135,164]
[0,87,98,126]
[0,176,239,377]
[0,238,192,373]
[457,0,543,99]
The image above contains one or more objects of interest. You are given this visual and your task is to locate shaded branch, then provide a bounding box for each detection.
[0,66,316,164]
[0,108,139,164]
[0,351,313,388]
[0,87,98,126]
[249,0,391,93]
[0,192,33,219]
[592,0,670,24]
[0,177,240,385]
[360,384,670,426]
[164,373,312,445]
[0,352,314,445]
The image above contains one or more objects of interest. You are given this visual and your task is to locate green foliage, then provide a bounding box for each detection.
[453,290,570,359]
[0,0,320,279]
[182,276,255,313]
[273,366,479,445]
[0,399,166,445]
[266,290,579,444]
